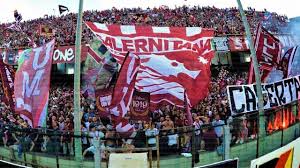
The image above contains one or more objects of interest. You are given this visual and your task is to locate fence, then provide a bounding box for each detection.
[0,101,299,168]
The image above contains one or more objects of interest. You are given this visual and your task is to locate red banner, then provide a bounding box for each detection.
[0,59,15,110]
[86,22,215,109]
[228,36,250,51]
[14,40,55,127]
[95,89,112,118]
[130,91,150,121]
[248,25,281,83]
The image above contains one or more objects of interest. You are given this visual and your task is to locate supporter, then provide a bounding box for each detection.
[193,116,203,163]
[81,123,89,150]
[82,124,105,158]
[105,125,116,148]
[202,125,219,151]
[212,114,225,143]
[162,115,174,131]
[145,123,159,147]
[61,117,74,155]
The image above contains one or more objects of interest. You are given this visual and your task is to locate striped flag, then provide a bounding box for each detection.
[109,52,140,137]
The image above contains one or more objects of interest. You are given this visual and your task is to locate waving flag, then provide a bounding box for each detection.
[280,46,298,78]
[184,90,193,126]
[109,52,140,135]
[86,22,215,109]
[14,40,55,127]
[0,59,15,110]
[58,5,69,15]
[248,24,281,84]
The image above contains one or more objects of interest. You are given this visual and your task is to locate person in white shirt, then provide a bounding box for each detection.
[212,114,225,143]
[145,123,159,147]
[83,124,104,158]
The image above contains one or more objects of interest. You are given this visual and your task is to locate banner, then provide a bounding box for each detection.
[52,45,88,63]
[213,37,229,51]
[0,45,88,65]
[228,36,249,51]
[0,59,15,110]
[14,40,55,127]
[196,158,239,168]
[227,75,300,115]
[95,89,112,118]
[0,48,22,65]
[86,22,215,108]
[130,91,150,121]
[108,153,148,168]
[250,137,300,168]
[248,25,281,84]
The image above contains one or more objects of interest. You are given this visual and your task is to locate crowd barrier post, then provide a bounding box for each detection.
[156,135,160,168]
[93,137,101,168]
[223,124,231,160]
[191,127,196,168]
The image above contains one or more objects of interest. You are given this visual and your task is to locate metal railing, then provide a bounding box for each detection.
[0,101,299,168]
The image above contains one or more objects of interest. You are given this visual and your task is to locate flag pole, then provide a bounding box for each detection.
[236,0,266,157]
[74,0,84,163]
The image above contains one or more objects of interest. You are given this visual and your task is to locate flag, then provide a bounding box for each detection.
[14,40,55,128]
[279,46,298,78]
[85,22,215,109]
[14,10,22,23]
[184,90,193,126]
[248,24,281,84]
[59,5,69,15]
[7,23,22,32]
[39,25,54,36]
[82,38,118,99]
[0,59,15,110]
[109,52,140,137]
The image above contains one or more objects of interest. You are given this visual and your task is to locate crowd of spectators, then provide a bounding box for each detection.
[0,6,288,48]
[0,66,257,158]
[0,5,291,159]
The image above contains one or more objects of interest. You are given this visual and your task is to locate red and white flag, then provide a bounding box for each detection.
[85,22,215,109]
[109,52,140,137]
[248,24,281,84]
[184,90,193,126]
[14,40,55,127]
[0,59,15,110]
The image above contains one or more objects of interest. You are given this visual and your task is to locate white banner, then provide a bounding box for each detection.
[227,75,300,115]
[213,37,229,51]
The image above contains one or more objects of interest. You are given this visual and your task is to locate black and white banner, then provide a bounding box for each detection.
[227,75,300,115]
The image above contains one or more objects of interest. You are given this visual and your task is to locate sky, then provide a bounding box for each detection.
[0,0,299,23]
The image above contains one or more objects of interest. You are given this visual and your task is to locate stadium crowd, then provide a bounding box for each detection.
[0,65,254,157]
[0,6,288,48]
[0,5,291,158]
